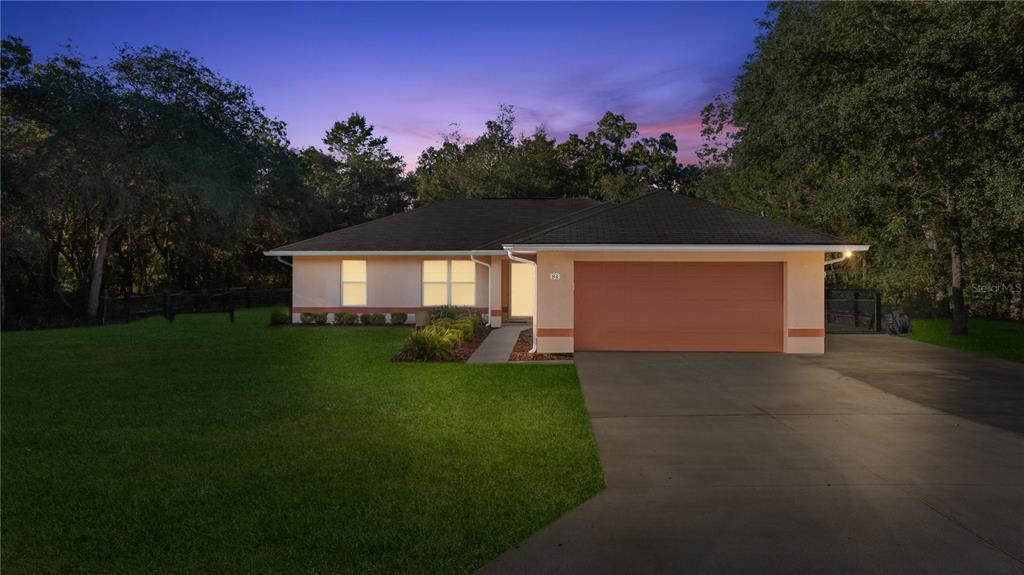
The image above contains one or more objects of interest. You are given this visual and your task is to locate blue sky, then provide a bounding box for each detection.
[2,1,767,165]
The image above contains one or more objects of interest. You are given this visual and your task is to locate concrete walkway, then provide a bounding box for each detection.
[479,336,1024,574]
[467,324,529,363]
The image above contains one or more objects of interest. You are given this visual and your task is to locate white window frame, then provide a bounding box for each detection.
[341,260,367,306]
[422,260,476,306]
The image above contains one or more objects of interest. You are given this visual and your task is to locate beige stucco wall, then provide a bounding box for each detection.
[534,251,826,354]
[291,255,491,323]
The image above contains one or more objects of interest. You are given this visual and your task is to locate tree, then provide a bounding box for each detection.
[416,105,696,203]
[309,113,412,226]
[1,38,316,319]
[700,2,1024,331]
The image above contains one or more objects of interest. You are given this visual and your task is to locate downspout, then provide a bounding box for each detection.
[275,256,293,268]
[506,249,537,353]
[470,254,492,326]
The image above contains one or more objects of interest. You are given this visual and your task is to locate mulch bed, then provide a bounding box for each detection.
[452,326,494,362]
[509,328,574,362]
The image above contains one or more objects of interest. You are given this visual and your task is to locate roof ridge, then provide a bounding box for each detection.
[509,189,660,245]
[672,193,846,242]
[480,200,611,250]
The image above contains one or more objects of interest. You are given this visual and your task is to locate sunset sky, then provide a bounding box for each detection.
[2,1,767,166]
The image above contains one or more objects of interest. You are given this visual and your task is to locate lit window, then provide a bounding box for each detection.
[342,260,367,306]
[450,261,476,306]
[422,260,475,306]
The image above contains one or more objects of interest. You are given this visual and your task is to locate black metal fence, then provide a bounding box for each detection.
[825,289,881,333]
[99,287,291,325]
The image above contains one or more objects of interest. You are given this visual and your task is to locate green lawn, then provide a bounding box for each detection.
[908,318,1024,363]
[1,310,604,574]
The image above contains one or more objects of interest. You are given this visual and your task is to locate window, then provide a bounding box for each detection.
[422,260,475,306]
[450,260,476,306]
[341,260,367,306]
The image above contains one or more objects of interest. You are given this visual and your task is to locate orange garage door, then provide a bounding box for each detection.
[573,261,784,352]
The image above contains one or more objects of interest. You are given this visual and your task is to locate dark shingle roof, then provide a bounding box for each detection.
[267,198,602,252]
[508,191,846,246]
[267,192,848,254]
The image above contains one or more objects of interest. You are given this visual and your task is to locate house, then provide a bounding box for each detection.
[265,191,868,353]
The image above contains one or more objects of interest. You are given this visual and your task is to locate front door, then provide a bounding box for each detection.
[509,262,536,318]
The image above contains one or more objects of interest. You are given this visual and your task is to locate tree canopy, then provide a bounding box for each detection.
[0,38,409,322]
[699,1,1024,328]
[414,105,697,203]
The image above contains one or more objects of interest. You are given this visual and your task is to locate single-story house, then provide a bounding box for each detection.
[265,191,868,353]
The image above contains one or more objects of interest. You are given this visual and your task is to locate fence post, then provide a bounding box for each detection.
[228,302,235,323]
[245,286,252,309]
[163,292,171,321]
[874,292,881,332]
[852,291,860,329]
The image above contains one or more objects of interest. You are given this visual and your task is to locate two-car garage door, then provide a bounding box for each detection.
[573,262,784,352]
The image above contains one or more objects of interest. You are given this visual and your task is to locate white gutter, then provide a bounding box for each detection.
[469,255,492,326]
[506,249,538,354]
[501,244,871,253]
[825,250,857,267]
[264,250,506,257]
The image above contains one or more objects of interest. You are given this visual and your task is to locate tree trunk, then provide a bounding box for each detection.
[86,217,115,318]
[947,194,967,335]
[1011,269,1023,322]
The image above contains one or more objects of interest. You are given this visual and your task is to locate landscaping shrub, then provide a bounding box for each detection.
[389,312,408,325]
[335,312,357,325]
[299,312,316,325]
[312,312,328,325]
[429,305,471,322]
[452,318,476,340]
[269,310,290,325]
[396,325,461,361]
[363,313,387,326]
[432,317,454,329]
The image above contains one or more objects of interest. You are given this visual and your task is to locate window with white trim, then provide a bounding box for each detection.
[422,260,475,306]
[341,260,367,306]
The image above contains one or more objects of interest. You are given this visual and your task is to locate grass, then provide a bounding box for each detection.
[908,318,1024,363]
[1,310,604,574]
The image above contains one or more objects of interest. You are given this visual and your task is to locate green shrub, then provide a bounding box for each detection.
[431,317,454,329]
[312,312,328,325]
[429,305,471,322]
[396,325,461,361]
[363,313,387,326]
[452,318,476,340]
[299,312,316,325]
[269,310,290,325]
[389,312,408,325]
[335,312,357,325]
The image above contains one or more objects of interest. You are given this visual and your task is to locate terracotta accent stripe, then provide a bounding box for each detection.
[788,328,825,337]
[490,309,502,317]
[293,306,486,314]
[537,328,574,337]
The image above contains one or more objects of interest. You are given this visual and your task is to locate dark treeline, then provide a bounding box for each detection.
[3,0,1023,331]
[1,38,405,321]
[0,38,696,323]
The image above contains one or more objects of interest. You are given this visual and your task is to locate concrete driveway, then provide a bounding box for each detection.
[480,335,1024,574]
